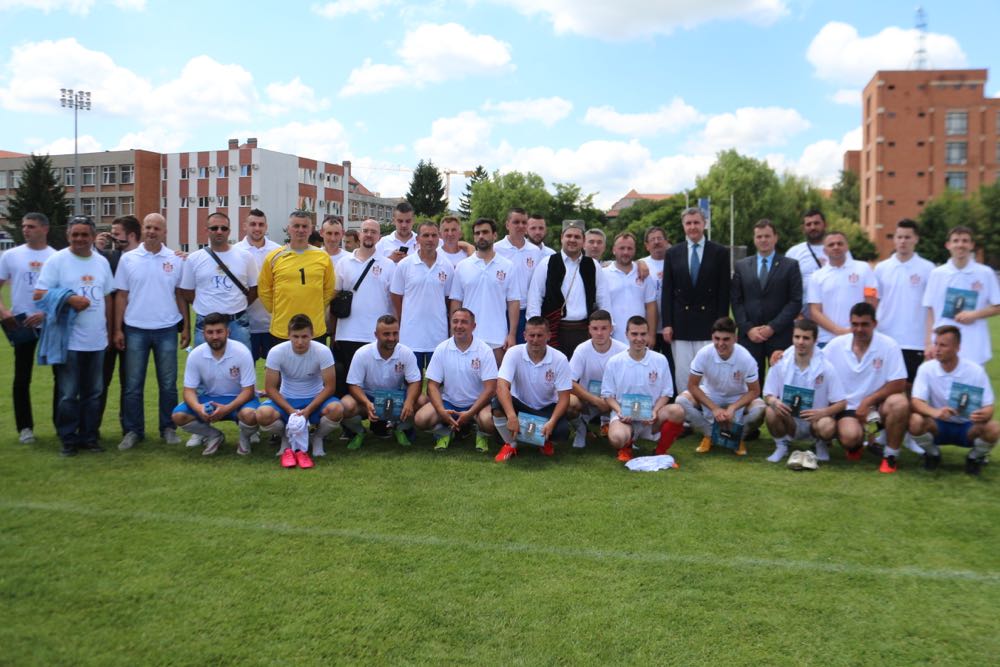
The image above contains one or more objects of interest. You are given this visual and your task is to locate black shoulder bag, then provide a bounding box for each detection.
[330,258,375,319]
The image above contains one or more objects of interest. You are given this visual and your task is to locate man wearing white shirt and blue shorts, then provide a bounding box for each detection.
[910,324,999,475]
[171,312,260,457]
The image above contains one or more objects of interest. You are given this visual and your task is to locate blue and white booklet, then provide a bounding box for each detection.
[372,389,406,422]
[711,420,744,450]
[948,382,983,417]
[621,393,654,420]
[517,412,548,446]
[588,380,602,396]
[942,287,978,319]
[782,385,815,417]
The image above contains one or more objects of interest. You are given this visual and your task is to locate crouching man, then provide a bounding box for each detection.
[602,316,684,462]
[171,312,259,456]
[567,309,627,448]
[910,325,999,475]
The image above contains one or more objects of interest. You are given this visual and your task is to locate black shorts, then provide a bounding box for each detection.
[902,349,924,384]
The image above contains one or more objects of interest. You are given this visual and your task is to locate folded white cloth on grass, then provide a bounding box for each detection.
[286,413,309,452]
[625,455,677,472]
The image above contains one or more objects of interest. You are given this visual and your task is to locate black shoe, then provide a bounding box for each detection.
[80,441,105,453]
[60,445,78,457]
[923,454,941,471]
[868,442,885,458]
[965,456,984,476]
[744,427,761,441]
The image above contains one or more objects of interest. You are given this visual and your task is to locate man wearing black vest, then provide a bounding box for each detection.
[527,219,609,357]
[661,207,731,393]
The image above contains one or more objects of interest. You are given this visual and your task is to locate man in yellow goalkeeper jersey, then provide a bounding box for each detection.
[258,211,335,345]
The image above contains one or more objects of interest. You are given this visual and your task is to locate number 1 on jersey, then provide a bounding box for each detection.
[299,267,305,285]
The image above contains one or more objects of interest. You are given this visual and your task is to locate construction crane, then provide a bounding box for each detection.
[352,164,476,200]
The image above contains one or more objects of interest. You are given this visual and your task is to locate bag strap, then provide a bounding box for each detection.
[206,247,249,296]
[806,244,823,269]
[352,258,377,292]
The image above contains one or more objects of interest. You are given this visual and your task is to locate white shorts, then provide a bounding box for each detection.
[610,414,656,442]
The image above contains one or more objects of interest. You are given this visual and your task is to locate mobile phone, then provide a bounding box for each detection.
[399,246,409,255]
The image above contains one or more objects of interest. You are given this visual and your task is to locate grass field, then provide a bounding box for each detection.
[1,319,999,665]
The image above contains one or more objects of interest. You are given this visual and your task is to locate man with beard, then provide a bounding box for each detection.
[527,213,556,257]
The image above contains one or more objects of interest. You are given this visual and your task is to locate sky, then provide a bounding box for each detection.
[0,0,996,209]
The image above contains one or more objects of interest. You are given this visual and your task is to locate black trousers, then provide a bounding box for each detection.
[12,339,57,432]
[97,344,125,434]
[333,339,369,398]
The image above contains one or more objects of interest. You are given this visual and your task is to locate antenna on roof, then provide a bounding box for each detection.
[912,6,928,70]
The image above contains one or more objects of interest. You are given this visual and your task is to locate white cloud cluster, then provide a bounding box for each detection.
[262,77,329,115]
[697,106,810,152]
[340,23,513,96]
[0,0,144,14]
[807,21,967,86]
[830,89,860,107]
[482,97,573,126]
[311,0,393,19]
[583,98,703,137]
[244,118,352,164]
[493,0,786,40]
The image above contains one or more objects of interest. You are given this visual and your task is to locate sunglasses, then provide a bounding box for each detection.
[208,226,229,232]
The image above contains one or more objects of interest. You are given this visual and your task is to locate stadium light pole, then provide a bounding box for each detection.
[59,88,91,215]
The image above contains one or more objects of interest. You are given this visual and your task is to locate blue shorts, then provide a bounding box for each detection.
[172,394,260,422]
[933,419,973,447]
[443,400,472,412]
[258,396,340,425]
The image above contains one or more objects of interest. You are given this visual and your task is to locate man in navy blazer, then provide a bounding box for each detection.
[660,207,731,392]
[731,219,803,386]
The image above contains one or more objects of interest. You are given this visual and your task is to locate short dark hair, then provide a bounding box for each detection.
[527,213,545,221]
[288,314,314,333]
[895,218,918,234]
[344,229,360,242]
[417,220,439,234]
[644,226,666,243]
[395,201,414,214]
[946,225,975,242]
[451,307,476,322]
[308,230,323,246]
[68,216,96,235]
[322,215,343,228]
[588,309,612,323]
[753,219,777,234]
[626,315,648,331]
[792,318,819,339]
[526,315,548,328]
[113,215,141,240]
[506,207,526,221]
[202,312,229,328]
[934,324,961,343]
[22,212,49,226]
[823,230,847,243]
[711,317,737,334]
[289,210,311,220]
[248,208,267,219]
[681,207,705,222]
[207,211,230,224]
[612,231,634,245]
[803,208,825,222]
[376,314,399,327]
[849,302,877,320]
[473,218,497,233]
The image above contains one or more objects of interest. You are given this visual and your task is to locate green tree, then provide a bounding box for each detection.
[469,170,553,236]
[693,150,783,251]
[826,213,877,261]
[550,182,603,229]
[3,154,72,248]
[830,169,860,221]
[405,160,449,217]
[917,190,983,265]
[458,165,487,221]
[611,197,689,246]
[976,181,1000,268]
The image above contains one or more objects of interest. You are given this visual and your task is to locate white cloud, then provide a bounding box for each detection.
[112,127,189,153]
[311,0,393,19]
[349,157,411,198]
[583,98,703,136]
[772,126,862,188]
[340,23,513,96]
[413,111,499,168]
[384,144,407,153]
[261,77,329,115]
[0,0,144,14]
[147,56,257,127]
[482,96,572,126]
[831,89,860,106]
[696,106,810,151]
[493,0,786,40]
[246,118,352,164]
[807,21,967,86]
[29,134,103,154]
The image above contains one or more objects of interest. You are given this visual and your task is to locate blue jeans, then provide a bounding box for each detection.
[123,324,178,438]
[249,332,273,362]
[55,349,105,446]
[193,313,251,349]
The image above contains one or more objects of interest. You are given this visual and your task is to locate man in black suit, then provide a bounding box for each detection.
[660,206,731,392]
[731,219,802,386]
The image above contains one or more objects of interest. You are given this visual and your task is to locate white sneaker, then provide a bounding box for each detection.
[18,428,35,444]
[786,450,805,470]
[250,432,260,446]
[766,442,788,463]
[118,431,141,450]
[903,433,926,456]
[237,431,252,456]
[800,450,819,470]
[814,439,830,462]
[163,428,181,445]
[186,433,204,448]
[202,431,224,456]
[572,429,587,449]
[312,434,326,457]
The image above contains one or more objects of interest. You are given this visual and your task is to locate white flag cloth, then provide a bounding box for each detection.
[625,455,677,472]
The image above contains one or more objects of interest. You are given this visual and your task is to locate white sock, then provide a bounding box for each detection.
[814,439,830,461]
[315,416,340,439]
[343,415,364,433]
[884,446,900,457]
[494,417,515,446]
[972,437,995,459]
[902,432,925,455]
[767,437,790,463]
[572,417,587,448]
[181,421,219,438]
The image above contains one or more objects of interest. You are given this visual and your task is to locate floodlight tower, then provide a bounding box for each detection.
[59,88,92,214]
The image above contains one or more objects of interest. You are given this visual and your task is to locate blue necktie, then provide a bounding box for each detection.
[690,242,700,283]
[759,256,769,288]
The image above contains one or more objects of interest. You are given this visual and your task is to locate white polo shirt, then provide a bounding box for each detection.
[601,348,674,402]
[874,253,934,351]
[346,341,422,391]
[425,336,499,407]
[179,247,257,316]
[389,252,454,353]
[0,244,55,315]
[498,343,572,410]
[235,236,281,334]
[375,232,421,258]
[638,256,665,308]
[495,236,542,305]
[763,351,846,410]
[823,332,906,410]
[569,338,627,394]
[538,243,556,257]
[265,340,335,400]
[450,252,517,347]
[786,242,827,312]
[36,248,113,352]
[602,262,657,342]
[912,358,995,423]
[923,259,1000,364]
[807,259,878,343]
[113,244,183,329]
[183,339,256,396]
[526,252,610,321]
[441,247,469,268]
[689,343,759,405]
[334,251,395,343]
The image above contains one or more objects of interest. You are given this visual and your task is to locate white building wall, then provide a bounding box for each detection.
[165,153,181,248]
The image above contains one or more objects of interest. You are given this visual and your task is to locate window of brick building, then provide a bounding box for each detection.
[945,110,968,136]
[945,142,968,165]
[945,171,967,193]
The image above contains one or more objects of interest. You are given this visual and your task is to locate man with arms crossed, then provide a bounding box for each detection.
[603,316,684,462]
[255,314,342,467]
[567,310,627,449]
[493,316,573,462]
[676,317,765,456]
[825,302,909,472]
[415,307,498,452]
[910,325,998,475]
[762,318,846,463]
[171,312,259,456]
[235,208,281,361]
[807,231,878,346]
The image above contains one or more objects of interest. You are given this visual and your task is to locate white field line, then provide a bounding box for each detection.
[2,499,998,583]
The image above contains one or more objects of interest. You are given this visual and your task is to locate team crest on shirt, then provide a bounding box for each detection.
[910,274,922,286]
[496,270,506,282]
[438,271,448,283]
[394,361,404,373]
[873,358,883,370]
[29,261,43,271]
[229,365,240,378]
[163,261,174,273]
[372,265,383,277]
[848,273,859,284]
[648,370,658,384]
[635,276,644,286]
[816,373,824,386]
[732,370,743,382]
[526,257,535,268]
[545,369,555,383]
[80,274,94,284]
[972,280,983,291]
[471,357,481,371]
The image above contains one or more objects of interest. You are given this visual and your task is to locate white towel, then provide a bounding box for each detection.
[286,413,309,452]
[625,455,677,472]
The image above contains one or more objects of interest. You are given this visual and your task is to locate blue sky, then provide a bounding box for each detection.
[0,0,996,208]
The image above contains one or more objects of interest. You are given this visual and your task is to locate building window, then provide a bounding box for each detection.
[945,142,968,165]
[199,167,209,178]
[180,197,189,208]
[197,196,210,208]
[945,110,968,136]
[217,195,228,207]
[180,168,191,179]
[102,197,116,217]
[217,165,228,178]
[82,166,96,185]
[945,171,967,193]
[119,197,134,215]
[239,195,251,206]
[82,198,96,216]
[120,164,134,184]
[63,168,75,186]
[102,165,117,185]
[240,165,251,177]
[0,172,6,189]
[11,170,22,188]
[161,197,167,209]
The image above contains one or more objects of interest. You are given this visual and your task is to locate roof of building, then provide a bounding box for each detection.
[0,150,29,158]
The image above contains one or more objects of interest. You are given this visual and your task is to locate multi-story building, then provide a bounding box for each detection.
[860,68,1000,256]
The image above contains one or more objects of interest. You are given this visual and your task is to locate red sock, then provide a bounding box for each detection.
[656,421,683,455]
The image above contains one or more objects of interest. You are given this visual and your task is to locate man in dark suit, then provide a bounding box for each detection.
[660,207,731,392]
[731,219,802,387]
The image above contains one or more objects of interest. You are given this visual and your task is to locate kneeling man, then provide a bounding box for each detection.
[910,325,999,475]
[172,312,260,456]
[602,316,684,461]
[256,314,342,468]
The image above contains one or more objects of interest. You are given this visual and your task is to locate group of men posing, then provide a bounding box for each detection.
[1,202,997,474]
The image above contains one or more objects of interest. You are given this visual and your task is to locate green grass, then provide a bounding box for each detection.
[1,317,999,665]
